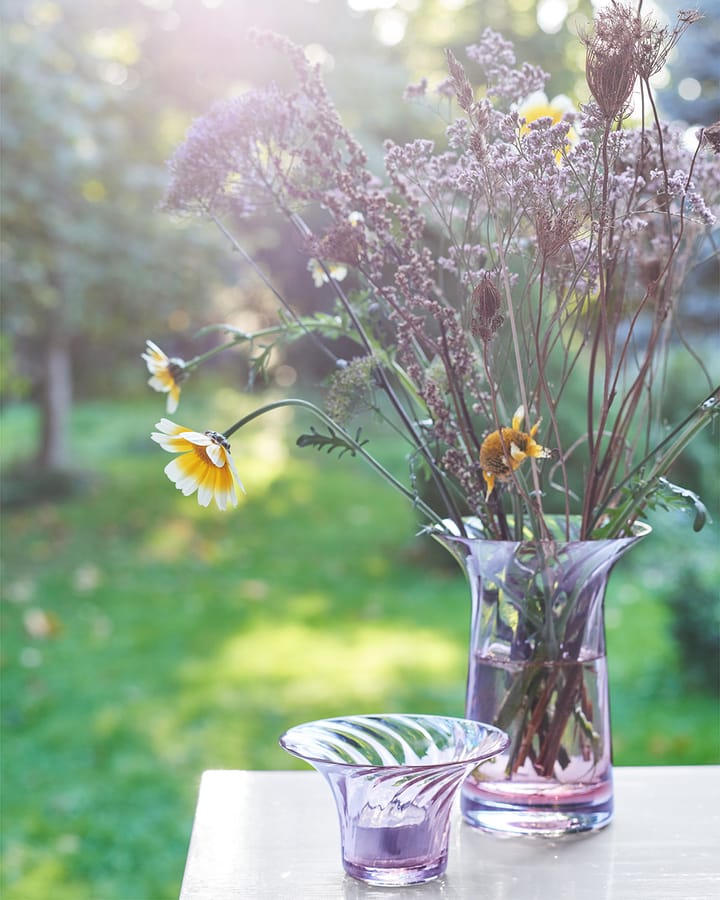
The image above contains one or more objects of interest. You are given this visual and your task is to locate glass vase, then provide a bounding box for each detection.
[279,713,509,885]
[435,517,650,837]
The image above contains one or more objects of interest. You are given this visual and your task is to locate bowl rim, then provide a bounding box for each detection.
[278,712,510,770]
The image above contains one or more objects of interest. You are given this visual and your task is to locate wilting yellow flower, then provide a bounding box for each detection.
[142,340,185,414]
[151,418,244,510]
[308,258,348,288]
[480,406,552,499]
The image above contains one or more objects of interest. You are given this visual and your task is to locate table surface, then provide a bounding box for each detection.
[179,766,720,899]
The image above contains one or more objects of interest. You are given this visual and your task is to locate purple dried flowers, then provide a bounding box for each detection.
[158,8,719,541]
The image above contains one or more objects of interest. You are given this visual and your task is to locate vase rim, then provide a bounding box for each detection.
[433,515,651,544]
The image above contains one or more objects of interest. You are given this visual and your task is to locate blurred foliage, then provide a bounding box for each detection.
[665,554,720,691]
[1,395,718,899]
[3,0,715,451]
[0,0,230,380]
[658,0,720,123]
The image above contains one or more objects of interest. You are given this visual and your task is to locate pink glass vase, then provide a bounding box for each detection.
[435,516,650,837]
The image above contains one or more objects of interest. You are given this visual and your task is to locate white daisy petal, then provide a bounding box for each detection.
[197,483,214,506]
[179,431,211,446]
[206,442,226,468]
[165,459,197,492]
[226,453,245,494]
[166,390,179,415]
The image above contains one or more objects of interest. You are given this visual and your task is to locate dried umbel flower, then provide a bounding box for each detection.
[583,1,637,121]
[469,275,504,342]
[703,122,720,155]
[536,203,581,259]
[324,357,376,425]
[313,219,365,268]
[633,8,702,80]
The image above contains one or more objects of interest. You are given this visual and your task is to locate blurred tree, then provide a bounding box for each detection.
[657,0,720,125]
[0,0,226,472]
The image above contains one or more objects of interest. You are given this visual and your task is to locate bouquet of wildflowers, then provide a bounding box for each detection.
[147,1,719,545]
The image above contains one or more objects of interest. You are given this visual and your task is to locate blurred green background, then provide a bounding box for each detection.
[1,1,718,898]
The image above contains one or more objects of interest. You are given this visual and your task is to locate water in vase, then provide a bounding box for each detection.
[463,652,613,835]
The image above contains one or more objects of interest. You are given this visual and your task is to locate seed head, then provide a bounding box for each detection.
[702,122,720,155]
[536,203,581,259]
[324,356,376,424]
[445,49,475,112]
[469,275,504,342]
[583,2,637,121]
[633,8,702,80]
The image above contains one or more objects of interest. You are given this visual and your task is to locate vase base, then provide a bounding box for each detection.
[461,798,613,838]
[343,855,447,886]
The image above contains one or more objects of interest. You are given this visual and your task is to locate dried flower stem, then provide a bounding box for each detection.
[224,398,445,526]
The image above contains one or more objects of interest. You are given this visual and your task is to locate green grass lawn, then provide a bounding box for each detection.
[1,395,718,899]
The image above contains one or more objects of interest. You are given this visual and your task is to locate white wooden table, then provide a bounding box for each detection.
[179,766,720,899]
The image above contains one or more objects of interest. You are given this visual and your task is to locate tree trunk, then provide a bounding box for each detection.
[38,327,72,472]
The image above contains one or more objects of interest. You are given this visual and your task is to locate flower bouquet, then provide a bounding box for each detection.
[145,1,719,832]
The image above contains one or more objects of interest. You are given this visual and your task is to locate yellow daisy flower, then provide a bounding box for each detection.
[308,258,348,288]
[142,340,185,414]
[517,91,576,159]
[518,91,574,128]
[480,406,552,499]
[151,418,245,510]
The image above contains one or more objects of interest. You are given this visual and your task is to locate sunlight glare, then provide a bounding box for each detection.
[682,126,702,151]
[304,42,335,71]
[348,0,397,10]
[99,62,129,86]
[24,1,62,28]
[649,67,671,90]
[274,365,297,388]
[87,28,140,65]
[678,78,702,102]
[205,621,461,706]
[537,0,568,34]
[373,9,407,45]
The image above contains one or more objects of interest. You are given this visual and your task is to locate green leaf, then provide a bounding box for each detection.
[592,474,711,538]
[296,426,368,459]
[651,477,711,533]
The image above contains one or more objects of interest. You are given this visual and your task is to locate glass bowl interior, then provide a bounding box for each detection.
[279,713,509,769]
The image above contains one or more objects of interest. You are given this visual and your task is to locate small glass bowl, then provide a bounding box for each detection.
[279,713,509,886]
